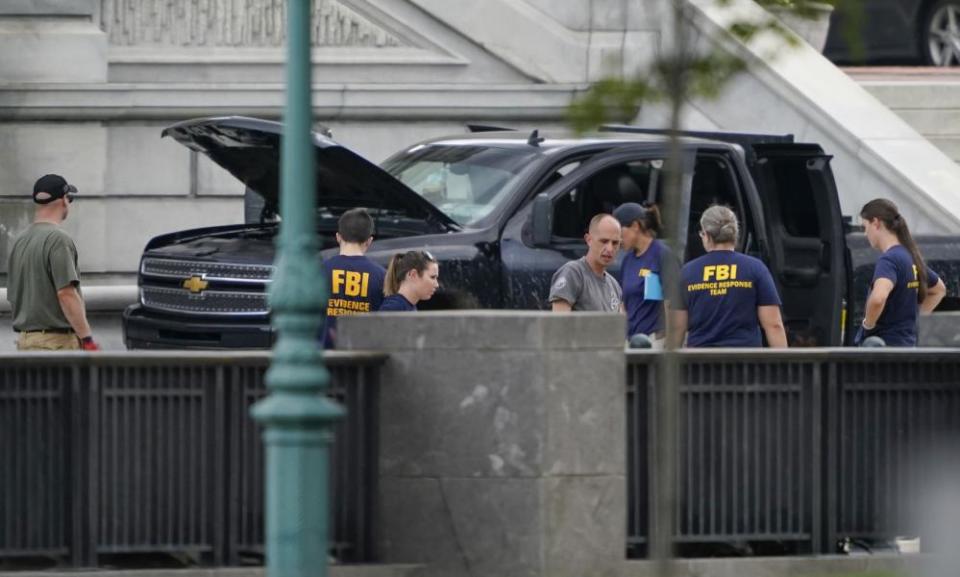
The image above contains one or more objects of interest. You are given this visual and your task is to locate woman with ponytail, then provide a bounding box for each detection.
[612,201,679,346]
[379,250,439,311]
[857,199,945,346]
[672,205,787,348]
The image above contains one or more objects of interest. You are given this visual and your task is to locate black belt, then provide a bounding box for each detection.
[16,328,74,334]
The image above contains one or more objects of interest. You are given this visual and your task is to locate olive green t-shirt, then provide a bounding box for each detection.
[7,223,81,331]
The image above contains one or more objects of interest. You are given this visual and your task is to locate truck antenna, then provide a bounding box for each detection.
[527,129,545,147]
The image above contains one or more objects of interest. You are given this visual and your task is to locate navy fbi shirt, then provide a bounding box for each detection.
[678,250,781,347]
[379,294,417,311]
[617,239,679,337]
[865,245,940,347]
[322,255,386,348]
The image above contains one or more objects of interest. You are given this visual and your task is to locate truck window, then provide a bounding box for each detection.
[382,144,539,226]
[551,159,663,238]
[533,160,582,195]
[686,155,750,262]
[766,158,821,238]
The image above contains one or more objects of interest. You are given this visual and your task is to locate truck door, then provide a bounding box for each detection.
[751,144,846,346]
[499,146,694,309]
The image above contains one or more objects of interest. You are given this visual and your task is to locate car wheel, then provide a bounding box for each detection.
[923,0,960,66]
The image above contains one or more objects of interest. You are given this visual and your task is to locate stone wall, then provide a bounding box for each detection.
[101,0,403,48]
[337,311,627,577]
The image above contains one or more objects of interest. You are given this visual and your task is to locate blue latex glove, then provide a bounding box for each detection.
[853,323,879,346]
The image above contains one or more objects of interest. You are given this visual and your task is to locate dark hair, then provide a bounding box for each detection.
[384,250,437,296]
[338,208,375,243]
[860,198,928,302]
[637,202,662,237]
[612,202,663,238]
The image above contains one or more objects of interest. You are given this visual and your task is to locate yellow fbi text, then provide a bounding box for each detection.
[331,269,371,297]
[907,265,920,289]
[689,265,751,296]
[327,298,371,317]
[702,264,737,281]
[328,269,373,317]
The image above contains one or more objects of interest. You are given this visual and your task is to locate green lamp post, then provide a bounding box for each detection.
[251,1,344,577]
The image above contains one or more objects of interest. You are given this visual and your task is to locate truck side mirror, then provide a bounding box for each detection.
[531,193,553,247]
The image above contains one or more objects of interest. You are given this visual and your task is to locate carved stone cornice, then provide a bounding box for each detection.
[0,83,584,121]
[100,0,409,48]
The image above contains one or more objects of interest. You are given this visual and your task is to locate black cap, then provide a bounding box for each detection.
[33,174,77,205]
[613,202,647,227]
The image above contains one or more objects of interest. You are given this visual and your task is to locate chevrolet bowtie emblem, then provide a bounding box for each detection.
[182,276,209,294]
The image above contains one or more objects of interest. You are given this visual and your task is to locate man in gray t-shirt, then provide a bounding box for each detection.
[549,213,623,312]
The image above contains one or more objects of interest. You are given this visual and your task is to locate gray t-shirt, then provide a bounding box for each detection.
[7,222,81,331]
[548,257,622,312]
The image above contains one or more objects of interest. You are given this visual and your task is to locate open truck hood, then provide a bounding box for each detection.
[162,116,458,230]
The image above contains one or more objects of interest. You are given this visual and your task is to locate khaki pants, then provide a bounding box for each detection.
[17,331,81,351]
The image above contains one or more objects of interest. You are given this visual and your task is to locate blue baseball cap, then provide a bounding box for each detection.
[613,202,647,227]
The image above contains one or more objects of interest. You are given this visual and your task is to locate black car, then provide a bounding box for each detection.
[124,116,872,349]
[825,0,960,66]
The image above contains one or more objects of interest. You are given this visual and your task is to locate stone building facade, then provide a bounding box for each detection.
[0,0,656,281]
[3,0,960,286]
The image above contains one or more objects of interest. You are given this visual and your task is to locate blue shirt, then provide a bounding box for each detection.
[322,254,385,348]
[678,250,781,347]
[617,240,678,337]
[379,294,417,312]
[865,245,940,347]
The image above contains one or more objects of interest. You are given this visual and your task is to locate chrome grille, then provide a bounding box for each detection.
[141,286,269,316]
[141,258,274,283]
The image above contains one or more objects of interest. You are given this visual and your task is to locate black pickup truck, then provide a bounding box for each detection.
[122,116,958,349]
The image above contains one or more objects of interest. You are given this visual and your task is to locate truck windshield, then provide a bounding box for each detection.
[381,144,540,226]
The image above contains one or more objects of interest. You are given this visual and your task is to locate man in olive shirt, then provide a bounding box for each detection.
[7,174,99,351]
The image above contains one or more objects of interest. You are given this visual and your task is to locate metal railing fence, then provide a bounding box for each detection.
[627,349,960,556]
[0,351,384,567]
[5,348,958,564]
[828,355,960,546]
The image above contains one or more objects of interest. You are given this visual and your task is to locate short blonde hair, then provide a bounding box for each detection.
[700,205,738,244]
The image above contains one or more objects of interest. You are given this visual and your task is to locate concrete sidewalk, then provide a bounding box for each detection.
[627,554,927,576]
[0,556,929,577]
[0,567,420,577]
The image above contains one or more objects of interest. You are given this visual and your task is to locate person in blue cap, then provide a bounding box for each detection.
[672,205,787,348]
[612,202,679,348]
[855,198,945,347]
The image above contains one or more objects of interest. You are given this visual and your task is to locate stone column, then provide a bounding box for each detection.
[0,0,107,83]
[338,311,626,577]
[0,0,109,278]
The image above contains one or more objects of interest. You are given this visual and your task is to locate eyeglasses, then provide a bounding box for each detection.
[422,249,436,262]
[62,183,77,203]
